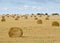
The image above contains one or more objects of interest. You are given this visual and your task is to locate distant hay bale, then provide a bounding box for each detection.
[24,16,28,19]
[34,15,36,17]
[45,17,49,20]
[39,15,42,17]
[52,21,59,26]
[35,18,38,20]
[14,14,16,16]
[37,13,44,16]
[39,15,41,17]
[32,14,34,15]
[45,13,48,15]
[37,13,40,15]
[12,15,15,18]
[15,18,18,20]
[8,27,23,38]
[52,13,59,16]
[47,15,50,17]
[1,16,6,22]
[6,14,9,15]
[17,16,20,18]
[36,19,42,24]
[15,16,20,20]
[7,15,9,17]
[31,15,32,17]
[5,14,9,17]
[6,15,9,17]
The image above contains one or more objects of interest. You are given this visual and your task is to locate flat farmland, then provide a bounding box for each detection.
[0,14,60,43]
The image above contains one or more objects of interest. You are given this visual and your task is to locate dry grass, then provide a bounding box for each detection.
[0,14,60,43]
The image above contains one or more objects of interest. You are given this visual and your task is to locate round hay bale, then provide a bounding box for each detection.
[39,15,41,17]
[15,18,18,20]
[1,18,5,22]
[45,13,48,15]
[17,16,20,18]
[7,15,9,17]
[15,16,20,20]
[34,16,36,17]
[52,21,59,26]
[1,16,6,22]
[8,27,23,38]
[35,18,38,20]
[36,19,42,24]
[31,15,32,17]
[25,16,28,19]
[45,17,49,20]
[12,16,15,18]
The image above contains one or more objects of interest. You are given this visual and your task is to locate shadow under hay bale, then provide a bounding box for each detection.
[36,19,42,24]
[1,16,6,22]
[8,27,23,38]
[52,21,59,26]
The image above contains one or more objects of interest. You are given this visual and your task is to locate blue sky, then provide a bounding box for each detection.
[0,0,60,14]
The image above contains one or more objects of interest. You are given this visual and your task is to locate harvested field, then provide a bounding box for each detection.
[0,14,60,43]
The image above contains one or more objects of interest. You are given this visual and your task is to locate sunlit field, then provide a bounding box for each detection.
[0,14,60,43]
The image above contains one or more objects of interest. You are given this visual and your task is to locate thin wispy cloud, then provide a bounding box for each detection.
[0,0,60,14]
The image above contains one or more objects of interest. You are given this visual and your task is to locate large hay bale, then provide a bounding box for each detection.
[8,27,23,38]
[52,21,59,26]
[36,19,42,24]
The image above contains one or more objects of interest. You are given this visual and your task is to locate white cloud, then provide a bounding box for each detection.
[3,7,8,11]
[24,5,29,10]
[32,6,37,9]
